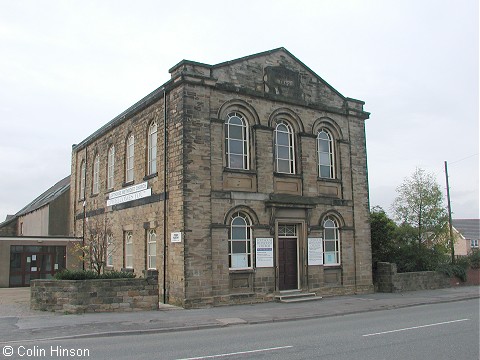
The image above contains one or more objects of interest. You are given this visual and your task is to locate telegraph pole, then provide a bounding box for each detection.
[444,161,455,264]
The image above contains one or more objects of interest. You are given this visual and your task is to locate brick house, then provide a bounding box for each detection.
[70,48,373,308]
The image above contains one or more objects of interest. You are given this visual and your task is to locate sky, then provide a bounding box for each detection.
[0,0,478,223]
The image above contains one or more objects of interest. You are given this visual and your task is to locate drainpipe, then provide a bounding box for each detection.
[162,89,168,304]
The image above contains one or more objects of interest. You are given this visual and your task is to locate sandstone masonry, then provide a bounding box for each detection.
[70,48,373,308]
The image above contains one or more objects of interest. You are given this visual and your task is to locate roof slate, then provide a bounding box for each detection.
[452,219,480,240]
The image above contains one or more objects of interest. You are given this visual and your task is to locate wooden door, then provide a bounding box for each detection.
[278,237,298,290]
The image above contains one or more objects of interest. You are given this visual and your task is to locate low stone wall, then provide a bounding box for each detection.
[31,277,159,313]
[375,262,450,292]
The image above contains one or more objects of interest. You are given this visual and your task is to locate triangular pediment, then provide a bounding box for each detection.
[210,47,346,110]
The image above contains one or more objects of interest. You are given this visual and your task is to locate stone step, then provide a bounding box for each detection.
[274,291,322,303]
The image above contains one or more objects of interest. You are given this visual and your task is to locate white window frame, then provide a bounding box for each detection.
[124,231,133,269]
[92,154,100,194]
[471,239,479,248]
[107,145,115,190]
[228,212,252,270]
[148,122,158,175]
[225,112,249,170]
[274,121,295,174]
[147,229,157,269]
[106,233,114,267]
[126,134,135,183]
[317,129,335,179]
[323,217,340,266]
[80,160,86,200]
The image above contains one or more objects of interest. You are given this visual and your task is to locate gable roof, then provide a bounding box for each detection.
[452,219,480,240]
[15,175,70,217]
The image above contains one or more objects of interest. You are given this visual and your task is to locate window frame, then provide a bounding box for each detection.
[274,120,296,174]
[323,217,340,266]
[317,128,335,179]
[124,231,133,269]
[107,145,115,190]
[228,212,253,270]
[79,160,86,200]
[147,121,158,175]
[125,134,135,183]
[92,154,100,194]
[106,233,114,267]
[147,229,157,270]
[225,112,249,170]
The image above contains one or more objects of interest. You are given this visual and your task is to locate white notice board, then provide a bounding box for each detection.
[308,238,323,265]
[255,238,274,267]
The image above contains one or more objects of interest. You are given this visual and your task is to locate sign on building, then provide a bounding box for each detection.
[256,238,274,267]
[308,238,323,265]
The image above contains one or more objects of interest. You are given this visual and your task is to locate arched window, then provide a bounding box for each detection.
[323,217,340,265]
[92,154,100,194]
[228,212,252,269]
[107,146,115,190]
[317,129,335,179]
[106,233,114,267]
[79,160,86,200]
[225,112,249,170]
[147,229,157,269]
[125,134,135,183]
[124,231,133,269]
[275,121,295,174]
[148,122,157,175]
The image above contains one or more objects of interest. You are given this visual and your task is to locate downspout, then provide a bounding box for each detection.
[162,89,168,304]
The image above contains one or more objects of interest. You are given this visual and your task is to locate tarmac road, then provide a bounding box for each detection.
[0,286,478,344]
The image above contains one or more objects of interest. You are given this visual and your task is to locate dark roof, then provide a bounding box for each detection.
[452,219,480,240]
[15,175,70,217]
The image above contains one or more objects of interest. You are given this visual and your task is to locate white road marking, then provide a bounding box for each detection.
[176,345,294,359]
[363,318,470,337]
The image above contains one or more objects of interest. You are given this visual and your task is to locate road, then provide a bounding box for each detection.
[2,299,478,360]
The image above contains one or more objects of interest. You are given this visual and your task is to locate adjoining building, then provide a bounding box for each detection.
[0,176,81,287]
[70,48,373,307]
[452,219,480,256]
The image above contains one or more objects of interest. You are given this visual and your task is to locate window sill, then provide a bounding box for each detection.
[317,177,341,183]
[143,172,158,181]
[274,172,302,179]
[122,181,134,188]
[223,168,256,175]
[229,268,255,274]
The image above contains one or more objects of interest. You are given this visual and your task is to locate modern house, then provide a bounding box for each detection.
[452,219,480,256]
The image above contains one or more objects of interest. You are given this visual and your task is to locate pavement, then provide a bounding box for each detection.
[0,286,478,343]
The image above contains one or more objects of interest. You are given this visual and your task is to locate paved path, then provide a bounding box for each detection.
[0,286,478,343]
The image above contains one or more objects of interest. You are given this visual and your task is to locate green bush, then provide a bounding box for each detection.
[436,263,467,282]
[467,250,480,269]
[54,269,136,280]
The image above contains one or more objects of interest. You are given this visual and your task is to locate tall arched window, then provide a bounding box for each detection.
[79,160,86,200]
[147,229,157,270]
[107,145,115,190]
[228,212,252,269]
[92,154,100,194]
[318,129,335,179]
[225,112,249,170]
[275,121,295,174]
[124,231,133,269]
[148,121,157,175]
[323,217,340,265]
[125,134,135,183]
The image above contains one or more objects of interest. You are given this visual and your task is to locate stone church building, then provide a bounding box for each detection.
[70,48,373,307]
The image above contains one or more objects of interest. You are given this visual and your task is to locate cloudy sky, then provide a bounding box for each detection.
[0,0,478,223]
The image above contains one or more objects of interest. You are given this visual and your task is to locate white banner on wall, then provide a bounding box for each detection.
[308,237,323,265]
[255,238,274,268]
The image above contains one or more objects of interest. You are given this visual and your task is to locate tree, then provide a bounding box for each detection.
[370,206,398,266]
[392,168,448,246]
[74,215,116,275]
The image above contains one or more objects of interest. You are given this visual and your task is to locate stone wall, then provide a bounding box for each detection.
[31,277,158,313]
[375,262,450,292]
